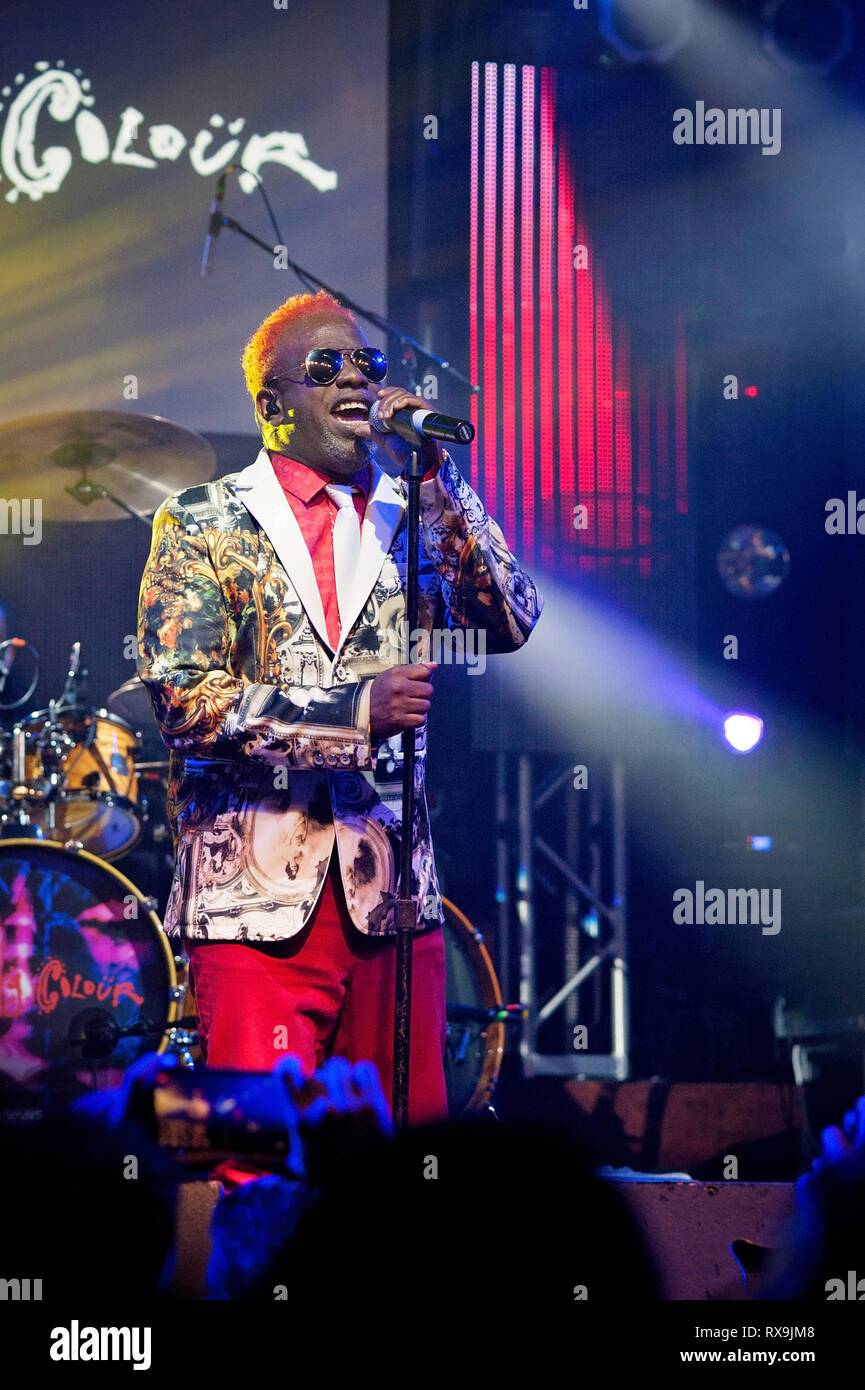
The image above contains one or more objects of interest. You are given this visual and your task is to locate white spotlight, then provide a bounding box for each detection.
[724,712,765,754]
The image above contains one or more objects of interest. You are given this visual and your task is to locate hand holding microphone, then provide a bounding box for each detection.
[367,386,474,473]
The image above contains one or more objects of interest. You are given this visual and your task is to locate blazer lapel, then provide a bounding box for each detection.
[233,449,332,653]
[233,450,407,666]
[333,461,406,664]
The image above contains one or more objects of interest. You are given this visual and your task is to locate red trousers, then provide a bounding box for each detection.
[186,851,449,1127]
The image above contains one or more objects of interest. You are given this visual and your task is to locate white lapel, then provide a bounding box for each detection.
[333,460,406,664]
[232,448,331,652]
[232,451,407,665]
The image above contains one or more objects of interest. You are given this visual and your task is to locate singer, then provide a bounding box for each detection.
[137,290,542,1160]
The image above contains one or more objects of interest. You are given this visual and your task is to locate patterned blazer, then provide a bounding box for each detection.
[137,447,543,943]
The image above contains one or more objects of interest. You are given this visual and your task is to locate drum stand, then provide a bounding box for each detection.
[0,725,42,839]
[0,704,72,840]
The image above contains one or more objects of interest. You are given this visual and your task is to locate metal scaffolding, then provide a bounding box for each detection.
[496,753,630,1080]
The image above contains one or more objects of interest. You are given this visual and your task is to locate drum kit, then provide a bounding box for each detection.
[0,409,216,1100]
[0,408,508,1115]
[0,643,198,1094]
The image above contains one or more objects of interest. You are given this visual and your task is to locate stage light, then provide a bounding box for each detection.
[599,0,694,65]
[724,712,764,754]
[581,908,600,939]
[761,0,853,78]
[717,525,791,600]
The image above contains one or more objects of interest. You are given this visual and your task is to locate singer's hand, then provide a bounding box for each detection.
[369,662,437,740]
[371,386,443,476]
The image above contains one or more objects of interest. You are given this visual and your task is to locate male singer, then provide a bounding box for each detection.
[138,289,542,1130]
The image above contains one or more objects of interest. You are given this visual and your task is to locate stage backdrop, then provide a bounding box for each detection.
[0,0,388,434]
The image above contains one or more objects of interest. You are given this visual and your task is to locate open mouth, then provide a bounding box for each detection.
[330,399,371,429]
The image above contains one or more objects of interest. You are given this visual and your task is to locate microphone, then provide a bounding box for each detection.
[59,641,84,709]
[369,399,475,447]
[200,165,235,277]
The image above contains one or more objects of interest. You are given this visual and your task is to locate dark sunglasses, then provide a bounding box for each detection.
[267,347,388,389]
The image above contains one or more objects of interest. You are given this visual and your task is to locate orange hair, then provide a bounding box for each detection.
[241,290,356,402]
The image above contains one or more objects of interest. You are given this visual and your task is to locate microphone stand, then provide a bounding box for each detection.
[392,445,423,1128]
[208,170,478,394]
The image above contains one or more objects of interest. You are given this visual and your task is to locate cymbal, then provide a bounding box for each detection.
[0,410,216,521]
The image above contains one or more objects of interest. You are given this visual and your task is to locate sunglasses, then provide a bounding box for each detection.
[267,347,388,389]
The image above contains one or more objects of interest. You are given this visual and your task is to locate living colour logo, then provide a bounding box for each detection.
[0,63,337,203]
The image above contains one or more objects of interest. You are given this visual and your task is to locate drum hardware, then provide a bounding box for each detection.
[69,1008,200,1066]
[168,956,199,1065]
[1,718,50,836]
[136,777,171,844]
[448,1002,526,1024]
[0,639,24,700]
[55,641,88,714]
[165,1032,198,1069]
[446,1010,518,1060]
[165,1006,200,1069]
[9,706,68,816]
[67,1007,175,1062]
[0,638,39,712]
[0,409,217,525]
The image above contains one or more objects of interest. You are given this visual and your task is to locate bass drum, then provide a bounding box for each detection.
[442,897,505,1116]
[0,839,183,1095]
